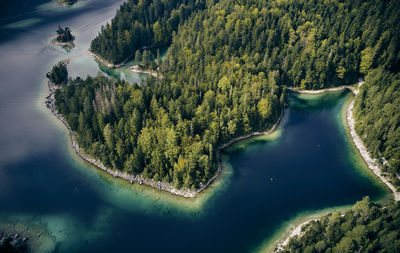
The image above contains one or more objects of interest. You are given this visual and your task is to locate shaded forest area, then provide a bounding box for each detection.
[90,0,208,64]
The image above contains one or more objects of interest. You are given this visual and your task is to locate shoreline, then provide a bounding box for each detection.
[346,101,400,201]
[287,85,357,94]
[130,65,160,78]
[88,42,170,69]
[87,50,128,69]
[49,34,76,51]
[218,113,284,151]
[259,204,352,253]
[274,219,317,251]
[273,82,399,252]
[89,50,163,78]
[45,79,284,198]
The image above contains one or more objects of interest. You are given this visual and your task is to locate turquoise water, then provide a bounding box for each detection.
[0,1,390,252]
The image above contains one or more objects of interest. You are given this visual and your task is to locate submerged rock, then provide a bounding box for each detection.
[0,232,29,253]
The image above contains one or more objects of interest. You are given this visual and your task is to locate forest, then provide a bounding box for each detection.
[54,70,282,189]
[354,69,400,187]
[90,0,208,64]
[280,197,400,253]
[54,0,400,190]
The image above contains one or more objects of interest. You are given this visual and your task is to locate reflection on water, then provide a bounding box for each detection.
[0,1,391,253]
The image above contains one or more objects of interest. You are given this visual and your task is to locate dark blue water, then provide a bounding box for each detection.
[0,1,389,252]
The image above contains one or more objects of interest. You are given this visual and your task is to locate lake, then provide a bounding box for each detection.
[0,1,390,252]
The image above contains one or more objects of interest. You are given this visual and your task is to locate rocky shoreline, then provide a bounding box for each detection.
[45,80,198,198]
[49,37,75,51]
[275,219,317,252]
[45,78,283,198]
[347,101,400,201]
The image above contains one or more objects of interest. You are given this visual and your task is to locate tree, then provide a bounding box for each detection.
[360,47,374,74]
[153,21,164,44]
[56,26,73,42]
[218,76,231,92]
[257,98,272,120]
[134,50,141,64]
[157,49,162,66]
[46,62,68,85]
[103,123,114,150]
[336,66,346,79]
[142,50,150,67]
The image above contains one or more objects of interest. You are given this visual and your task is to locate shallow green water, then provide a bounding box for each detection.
[0,1,390,252]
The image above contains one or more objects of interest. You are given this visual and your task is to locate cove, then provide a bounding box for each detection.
[0,0,391,252]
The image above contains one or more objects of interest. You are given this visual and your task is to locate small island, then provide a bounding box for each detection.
[51,26,74,50]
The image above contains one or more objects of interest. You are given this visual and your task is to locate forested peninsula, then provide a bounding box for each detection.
[52,0,400,195]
